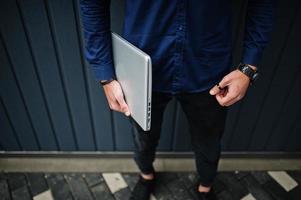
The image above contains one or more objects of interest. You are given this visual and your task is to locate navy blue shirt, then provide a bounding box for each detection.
[80,0,275,94]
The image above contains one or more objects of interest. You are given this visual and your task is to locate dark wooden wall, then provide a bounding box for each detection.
[0,0,300,152]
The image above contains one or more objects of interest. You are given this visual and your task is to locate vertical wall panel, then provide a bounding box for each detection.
[226,0,301,151]
[45,0,96,150]
[285,109,301,152]
[113,112,133,151]
[0,1,44,150]
[264,4,301,151]
[0,0,300,153]
[271,65,301,151]
[17,0,77,150]
[0,1,56,150]
[0,36,39,150]
[247,1,301,151]
[0,97,21,151]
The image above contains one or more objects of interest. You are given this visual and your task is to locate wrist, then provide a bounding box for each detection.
[237,63,259,85]
[100,78,115,86]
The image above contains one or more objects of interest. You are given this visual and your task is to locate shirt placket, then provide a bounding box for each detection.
[172,0,186,93]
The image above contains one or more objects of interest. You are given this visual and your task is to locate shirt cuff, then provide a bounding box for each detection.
[90,61,116,82]
[241,47,263,67]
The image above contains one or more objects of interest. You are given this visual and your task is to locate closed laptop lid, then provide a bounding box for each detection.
[111,32,152,131]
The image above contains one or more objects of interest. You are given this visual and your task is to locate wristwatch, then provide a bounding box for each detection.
[237,63,259,84]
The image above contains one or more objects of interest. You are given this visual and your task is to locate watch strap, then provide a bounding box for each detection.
[100,78,115,86]
[237,63,259,84]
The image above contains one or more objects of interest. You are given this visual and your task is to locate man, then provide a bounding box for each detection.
[80,0,275,199]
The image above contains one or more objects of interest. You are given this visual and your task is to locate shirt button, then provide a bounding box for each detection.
[178,26,183,30]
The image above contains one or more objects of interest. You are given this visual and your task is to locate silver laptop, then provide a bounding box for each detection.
[111,32,152,131]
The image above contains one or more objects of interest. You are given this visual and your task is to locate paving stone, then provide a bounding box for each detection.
[212,174,227,195]
[45,173,73,200]
[114,187,132,200]
[263,179,291,200]
[150,194,157,200]
[122,173,139,191]
[0,172,7,180]
[153,180,175,200]
[102,173,128,194]
[11,185,31,200]
[0,179,11,200]
[287,171,301,185]
[82,173,103,187]
[165,175,194,200]
[177,172,198,189]
[217,172,249,199]
[64,173,93,200]
[156,172,178,184]
[234,171,249,180]
[216,190,234,200]
[2,171,301,200]
[25,173,48,196]
[241,174,274,200]
[6,173,27,191]
[286,170,301,200]
[289,185,301,200]
[268,171,298,192]
[241,193,256,200]
[186,186,197,200]
[33,190,54,200]
[90,182,115,200]
[251,171,273,185]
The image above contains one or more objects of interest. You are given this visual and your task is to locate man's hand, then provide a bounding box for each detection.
[209,68,254,107]
[102,80,130,116]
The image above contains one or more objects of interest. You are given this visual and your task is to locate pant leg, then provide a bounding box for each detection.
[129,91,172,174]
[176,90,227,187]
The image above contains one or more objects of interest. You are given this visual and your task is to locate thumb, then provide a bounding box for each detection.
[209,84,220,95]
[210,76,230,95]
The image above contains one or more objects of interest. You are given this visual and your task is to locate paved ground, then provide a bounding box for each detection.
[0,170,301,200]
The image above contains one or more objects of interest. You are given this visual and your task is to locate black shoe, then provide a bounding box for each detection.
[129,173,156,200]
[195,184,217,200]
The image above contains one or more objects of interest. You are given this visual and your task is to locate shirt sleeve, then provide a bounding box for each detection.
[241,0,276,67]
[79,0,116,82]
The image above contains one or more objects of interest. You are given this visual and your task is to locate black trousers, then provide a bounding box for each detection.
[129,89,227,187]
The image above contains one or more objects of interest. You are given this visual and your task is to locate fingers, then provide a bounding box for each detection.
[209,76,231,95]
[223,95,241,106]
[218,94,242,107]
[209,84,221,95]
[109,99,130,116]
[115,94,131,116]
[103,80,131,116]
[211,70,251,106]
[109,100,121,112]
[216,86,244,106]
[216,92,234,106]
